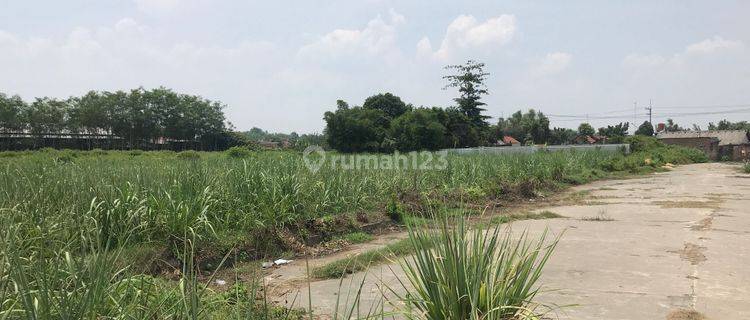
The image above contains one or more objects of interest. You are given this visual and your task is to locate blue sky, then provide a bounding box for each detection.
[2,0,749,133]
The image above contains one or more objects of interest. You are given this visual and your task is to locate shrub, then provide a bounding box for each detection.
[386,197,405,223]
[129,149,144,156]
[176,150,201,160]
[396,214,558,319]
[226,146,252,158]
[744,162,750,173]
[624,135,662,153]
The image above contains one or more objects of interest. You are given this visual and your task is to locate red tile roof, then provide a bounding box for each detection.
[503,136,520,145]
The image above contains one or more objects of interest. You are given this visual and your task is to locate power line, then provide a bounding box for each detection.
[547,104,750,120]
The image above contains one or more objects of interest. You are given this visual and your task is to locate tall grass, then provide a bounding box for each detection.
[0,143,705,318]
[0,149,620,257]
[393,215,559,319]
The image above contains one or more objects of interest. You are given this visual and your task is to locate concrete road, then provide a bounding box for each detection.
[270,163,750,319]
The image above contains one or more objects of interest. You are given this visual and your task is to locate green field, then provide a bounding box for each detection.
[0,141,707,318]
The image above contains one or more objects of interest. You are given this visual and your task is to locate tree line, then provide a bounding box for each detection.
[0,88,246,150]
[323,60,647,152]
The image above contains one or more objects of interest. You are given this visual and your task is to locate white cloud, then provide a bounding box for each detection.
[134,0,180,13]
[624,36,744,69]
[416,37,433,59]
[420,14,516,61]
[531,52,572,76]
[685,36,742,55]
[297,10,404,61]
[622,53,666,69]
[0,18,283,127]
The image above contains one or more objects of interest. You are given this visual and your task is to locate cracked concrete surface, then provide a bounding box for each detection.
[270,163,750,319]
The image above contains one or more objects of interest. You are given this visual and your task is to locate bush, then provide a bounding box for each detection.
[176,150,201,160]
[129,149,144,156]
[744,162,750,173]
[624,135,662,153]
[398,214,558,319]
[226,146,252,158]
[386,197,405,223]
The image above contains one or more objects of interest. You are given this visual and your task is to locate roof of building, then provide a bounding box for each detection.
[656,130,749,146]
[502,136,520,145]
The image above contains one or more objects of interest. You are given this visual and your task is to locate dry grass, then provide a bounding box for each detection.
[651,200,722,209]
[666,309,707,320]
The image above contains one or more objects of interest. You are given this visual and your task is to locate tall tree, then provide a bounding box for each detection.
[635,121,654,136]
[708,119,750,131]
[25,97,69,134]
[496,109,551,144]
[443,60,491,145]
[665,119,683,132]
[68,91,110,134]
[598,122,630,142]
[362,93,409,119]
[389,108,448,151]
[323,107,389,153]
[0,93,26,133]
[549,127,577,145]
[577,123,595,136]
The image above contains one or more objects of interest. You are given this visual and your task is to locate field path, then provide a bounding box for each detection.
[267,163,750,319]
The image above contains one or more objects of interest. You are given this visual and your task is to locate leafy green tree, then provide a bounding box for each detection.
[549,127,577,145]
[577,123,595,136]
[323,107,389,153]
[362,93,409,119]
[431,107,483,148]
[664,119,683,132]
[635,121,654,136]
[106,89,160,146]
[68,91,111,134]
[390,108,448,151]
[496,109,551,144]
[708,119,750,131]
[25,97,69,134]
[443,60,491,144]
[295,133,327,150]
[0,93,27,132]
[598,122,629,142]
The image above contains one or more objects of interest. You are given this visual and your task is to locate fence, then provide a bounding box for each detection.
[0,133,221,151]
[444,144,630,155]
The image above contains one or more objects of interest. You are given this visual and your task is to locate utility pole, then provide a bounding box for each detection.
[645,99,653,124]
[633,100,637,134]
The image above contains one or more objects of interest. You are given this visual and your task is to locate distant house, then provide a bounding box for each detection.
[503,136,521,146]
[656,130,750,161]
[494,136,521,147]
[573,135,608,145]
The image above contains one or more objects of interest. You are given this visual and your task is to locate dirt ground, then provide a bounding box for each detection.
[266,163,750,319]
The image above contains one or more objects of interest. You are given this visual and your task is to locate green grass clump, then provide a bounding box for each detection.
[394,214,559,319]
[744,162,750,173]
[177,150,201,159]
[312,238,416,279]
[226,146,252,158]
[490,210,563,225]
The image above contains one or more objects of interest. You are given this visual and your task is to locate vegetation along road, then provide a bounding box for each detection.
[270,162,750,319]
